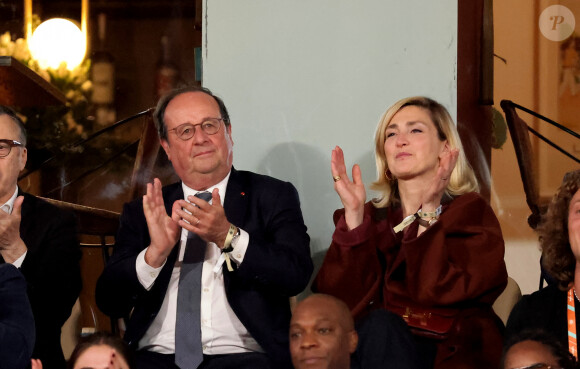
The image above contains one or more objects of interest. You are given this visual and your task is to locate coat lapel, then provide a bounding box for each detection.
[222,169,249,279]
[153,183,185,301]
[223,168,248,229]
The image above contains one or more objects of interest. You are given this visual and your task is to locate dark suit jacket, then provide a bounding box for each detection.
[0,263,35,369]
[0,191,81,369]
[505,283,571,347]
[97,168,312,367]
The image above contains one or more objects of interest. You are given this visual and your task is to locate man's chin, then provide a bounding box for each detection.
[297,356,328,369]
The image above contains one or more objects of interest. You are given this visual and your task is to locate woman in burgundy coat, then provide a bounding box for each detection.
[314,96,507,369]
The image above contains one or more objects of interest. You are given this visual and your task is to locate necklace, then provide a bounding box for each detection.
[575,288,580,302]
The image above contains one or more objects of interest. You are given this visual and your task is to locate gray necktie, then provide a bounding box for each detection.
[175,191,212,369]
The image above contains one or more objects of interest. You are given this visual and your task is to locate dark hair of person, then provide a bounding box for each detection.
[153,85,230,141]
[67,331,135,369]
[0,105,27,146]
[501,328,579,369]
[539,170,580,291]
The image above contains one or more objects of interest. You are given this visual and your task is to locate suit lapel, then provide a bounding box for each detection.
[223,168,248,229]
[222,169,249,279]
[163,182,184,216]
[16,190,33,263]
[16,188,29,231]
[159,182,183,272]
[152,183,184,302]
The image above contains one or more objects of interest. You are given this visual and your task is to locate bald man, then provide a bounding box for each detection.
[290,294,358,369]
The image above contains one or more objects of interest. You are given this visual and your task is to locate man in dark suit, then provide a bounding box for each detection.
[0,106,82,369]
[0,263,35,369]
[96,86,312,369]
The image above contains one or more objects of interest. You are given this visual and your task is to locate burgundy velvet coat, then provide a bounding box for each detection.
[313,192,508,368]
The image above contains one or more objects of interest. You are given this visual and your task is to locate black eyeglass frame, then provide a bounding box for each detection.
[167,118,225,141]
[0,139,24,158]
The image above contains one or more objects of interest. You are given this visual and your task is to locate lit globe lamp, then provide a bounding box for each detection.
[28,18,87,70]
[24,0,88,71]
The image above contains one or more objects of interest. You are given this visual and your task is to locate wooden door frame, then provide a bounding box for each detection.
[458,0,494,201]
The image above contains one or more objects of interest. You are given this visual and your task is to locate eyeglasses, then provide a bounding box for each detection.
[0,139,23,158]
[510,363,563,369]
[168,118,224,141]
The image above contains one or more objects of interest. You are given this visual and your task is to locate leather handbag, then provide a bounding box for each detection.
[386,303,459,340]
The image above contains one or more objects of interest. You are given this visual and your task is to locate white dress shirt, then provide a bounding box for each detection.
[1,186,26,267]
[136,172,263,355]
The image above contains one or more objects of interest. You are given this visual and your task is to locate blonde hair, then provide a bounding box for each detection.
[370,96,479,208]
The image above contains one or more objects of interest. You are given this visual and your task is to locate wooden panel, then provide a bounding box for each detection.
[39,197,121,335]
[457,0,493,201]
[129,108,161,200]
[0,56,66,107]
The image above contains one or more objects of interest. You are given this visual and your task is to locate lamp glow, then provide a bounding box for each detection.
[29,18,87,70]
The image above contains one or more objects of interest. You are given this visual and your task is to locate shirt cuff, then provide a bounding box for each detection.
[228,228,249,264]
[212,228,249,274]
[12,251,27,268]
[136,248,165,290]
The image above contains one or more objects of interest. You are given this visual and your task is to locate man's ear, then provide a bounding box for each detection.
[348,331,358,354]
[160,139,171,160]
[226,124,234,146]
[19,147,27,171]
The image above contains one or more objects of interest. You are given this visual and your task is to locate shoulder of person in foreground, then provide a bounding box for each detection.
[505,284,565,339]
[0,264,35,369]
